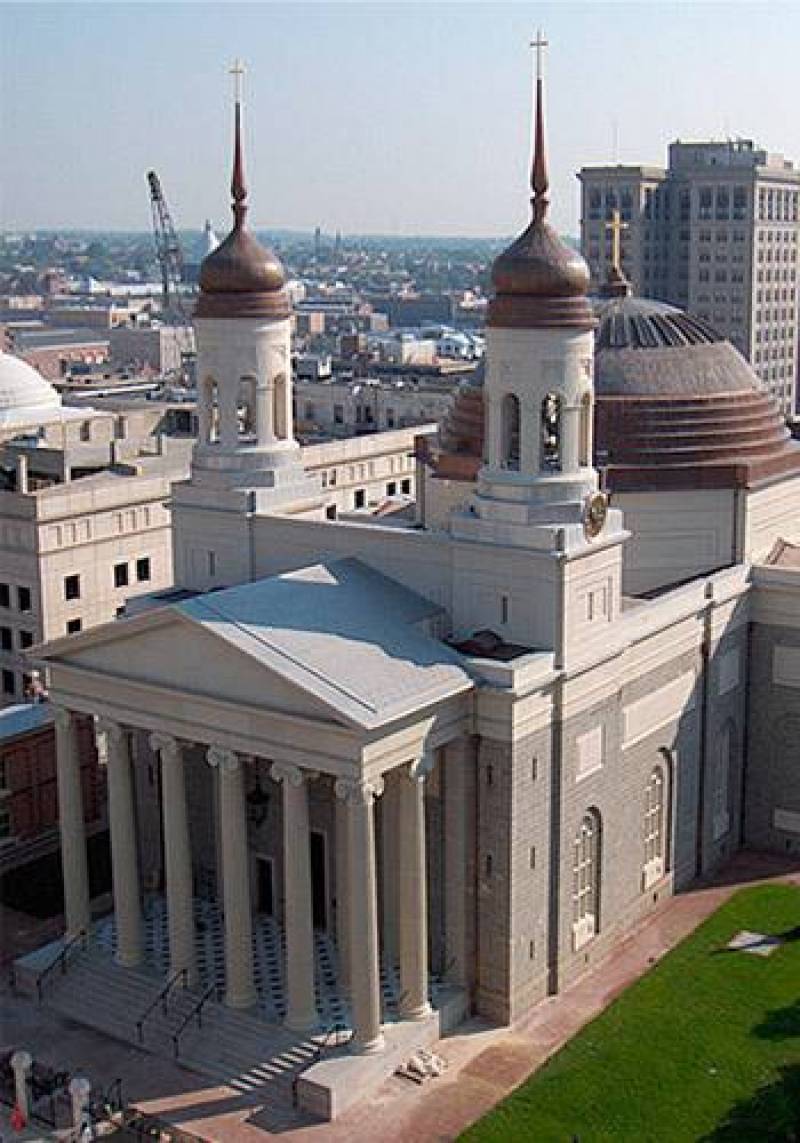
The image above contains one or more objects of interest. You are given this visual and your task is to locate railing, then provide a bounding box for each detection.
[136,967,188,1044]
[35,929,87,1002]
[171,983,217,1058]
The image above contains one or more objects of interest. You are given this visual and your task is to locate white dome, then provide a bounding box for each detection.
[0,351,62,428]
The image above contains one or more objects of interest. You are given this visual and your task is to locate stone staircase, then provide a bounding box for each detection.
[35,947,327,1121]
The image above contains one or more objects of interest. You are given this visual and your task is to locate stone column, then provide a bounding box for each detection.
[197,378,212,444]
[335,794,350,992]
[397,755,433,1020]
[218,380,240,450]
[68,1076,92,1134]
[10,1051,31,1124]
[255,371,275,447]
[272,762,319,1032]
[207,746,256,1009]
[335,776,384,1053]
[150,733,195,982]
[99,719,142,967]
[54,707,91,937]
[380,774,398,969]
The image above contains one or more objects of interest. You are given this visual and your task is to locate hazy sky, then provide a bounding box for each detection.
[2,1,799,237]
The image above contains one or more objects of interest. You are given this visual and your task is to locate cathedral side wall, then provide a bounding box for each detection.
[746,606,800,856]
[474,736,514,1023]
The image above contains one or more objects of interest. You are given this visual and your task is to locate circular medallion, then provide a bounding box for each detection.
[583,491,608,539]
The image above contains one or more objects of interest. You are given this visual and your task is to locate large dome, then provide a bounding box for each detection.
[0,352,62,428]
[594,295,800,491]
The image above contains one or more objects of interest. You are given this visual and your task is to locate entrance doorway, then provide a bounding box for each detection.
[257,856,274,916]
[310,831,327,931]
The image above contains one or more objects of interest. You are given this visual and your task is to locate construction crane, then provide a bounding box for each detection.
[146,170,195,384]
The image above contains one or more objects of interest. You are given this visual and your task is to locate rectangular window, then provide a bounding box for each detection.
[401,478,411,495]
[0,584,9,609]
[2,669,14,696]
[354,489,366,509]
[136,557,151,583]
[0,628,11,652]
[208,551,216,577]
[0,804,10,840]
[18,630,33,650]
[64,575,80,601]
[17,586,31,612]
[333,404,344,424]
[114,563,129,588]
[66,618,82,635]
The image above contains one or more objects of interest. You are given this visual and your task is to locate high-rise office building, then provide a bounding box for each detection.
[579,140,800,417]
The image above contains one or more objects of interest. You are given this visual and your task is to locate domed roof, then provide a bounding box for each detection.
[195,101,289,321]
[0,352,62,428]
[433,362,485,480]
[593,295,800,491]
[488,73,594,332]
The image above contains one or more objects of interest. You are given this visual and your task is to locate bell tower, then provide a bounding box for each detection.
[172,62,321,591]
[451,37,626,663]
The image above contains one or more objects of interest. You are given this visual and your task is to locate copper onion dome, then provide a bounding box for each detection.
[489,56,594,330]
[196,95,290,320]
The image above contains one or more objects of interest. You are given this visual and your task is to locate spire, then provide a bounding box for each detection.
[530,30,549,224]
[230,59,247,229]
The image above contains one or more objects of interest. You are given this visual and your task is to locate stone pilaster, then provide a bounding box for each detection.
[99,719,142,967]
[272,762,319,1032]
[208,746,256,1008]
[335,776,385,1053]
[54,708,90,937]
[150,732,195,982]
[397,755,433,1020]
[335,794,350,992]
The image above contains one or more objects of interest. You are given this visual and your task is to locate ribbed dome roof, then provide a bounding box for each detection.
[593,296,800,490]
[0,352,62,427]
[195,100,290,321]
[432,363,485,480]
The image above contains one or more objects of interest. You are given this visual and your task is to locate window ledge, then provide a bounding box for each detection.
[642,857,664,892]
[572,915,596,952]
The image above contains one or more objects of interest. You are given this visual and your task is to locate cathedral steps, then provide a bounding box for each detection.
[34,948,324,1117]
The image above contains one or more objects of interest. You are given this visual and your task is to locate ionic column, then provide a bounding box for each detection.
[335,795,350,992]
[208,747,257,1008]
[335,776,384,1053]
[99,719,142,967]
[54,708,90,937]
[380,774,398,968]
[397,755,433,1020]
[272,762,319,1032]
[150,733,195,982]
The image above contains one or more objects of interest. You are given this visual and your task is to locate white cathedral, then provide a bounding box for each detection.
[21,64,800,1122]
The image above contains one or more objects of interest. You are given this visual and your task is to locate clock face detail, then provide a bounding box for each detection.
[583,492,608,539]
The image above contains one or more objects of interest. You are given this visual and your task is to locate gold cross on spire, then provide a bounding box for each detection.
[230,58,245,104]
[606,208,629,273]
[531,29,548,82]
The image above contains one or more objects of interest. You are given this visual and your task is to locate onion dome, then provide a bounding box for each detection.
[196,97,289,321]
[488,64,594,330]
[595,295,800,490]
[0,351,62,428]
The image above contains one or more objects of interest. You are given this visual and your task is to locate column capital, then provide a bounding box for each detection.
[271,761,317,788]
[406,753,435,783]
[207,745,240,774]
[149,731,179,759]
[335,775,385,807]
[96,717,125,748]
[54,706,74,732]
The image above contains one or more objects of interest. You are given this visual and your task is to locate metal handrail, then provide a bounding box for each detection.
[171,983,217,1058]
[35,929,87,1002]
[136,967,188,1043]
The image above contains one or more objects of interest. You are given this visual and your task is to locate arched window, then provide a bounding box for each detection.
[579,391,592,467]
[501,393,520,470]
[274,373,288,440]
[541,393,562,472]
[643,765,666,889]
[238,376,257,437]
[572,810,600,949]
[712,721,734,841]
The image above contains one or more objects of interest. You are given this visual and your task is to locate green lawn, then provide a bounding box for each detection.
[463,883,800,1143]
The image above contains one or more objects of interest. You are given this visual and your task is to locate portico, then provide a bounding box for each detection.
[39,559,474,1059]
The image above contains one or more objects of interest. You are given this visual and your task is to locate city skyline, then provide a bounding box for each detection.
[2,2,800,237]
